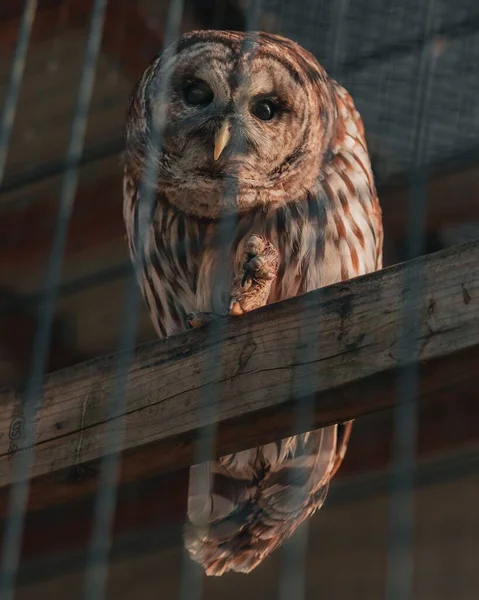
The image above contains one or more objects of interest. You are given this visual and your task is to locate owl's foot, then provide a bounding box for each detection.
[241,234,279,285]
[186,312,221,329]
[230,234,279,315]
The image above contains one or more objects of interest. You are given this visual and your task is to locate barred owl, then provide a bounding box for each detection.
[123,30,383,575]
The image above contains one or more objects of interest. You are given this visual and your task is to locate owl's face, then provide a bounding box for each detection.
[127,31,338,217]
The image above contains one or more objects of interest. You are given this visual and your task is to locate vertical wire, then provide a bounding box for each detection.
[385,1,438,599]
[178,3,264,598]
[276,0,288,34]
[0,2,108,599]
[0,0,38,183]
[277,2,349,598]
[177,193,240,600]
[81,2,185,599]
[0,0,38,362]
[329,0,349,74]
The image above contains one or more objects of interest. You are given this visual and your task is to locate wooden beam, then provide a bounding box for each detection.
[0,343,477,523]
[0,240,477,491]
[4,386,479,566]
[5,382,479,561]
[2,332,479,566]
[7,385,479,563]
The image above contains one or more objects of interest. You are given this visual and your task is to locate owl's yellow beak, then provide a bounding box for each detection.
[214,120,231,161]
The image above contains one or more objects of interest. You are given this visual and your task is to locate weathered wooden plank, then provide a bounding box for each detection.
[4,386,479,563]
[0,240,478,488]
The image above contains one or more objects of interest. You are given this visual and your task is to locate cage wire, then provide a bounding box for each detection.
[180,8,268,598]
[0,0,477,598]
[277,2,349,597]
[385,0,437,597]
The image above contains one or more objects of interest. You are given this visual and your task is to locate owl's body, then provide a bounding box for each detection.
[123,30,382,575]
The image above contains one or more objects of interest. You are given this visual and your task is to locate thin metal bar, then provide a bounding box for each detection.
[0,2,108,599]
[178,199,239,600]
[278,522,309,600]
[277,2,350,597]
[329,0,349,74]
[385,1,438,599]
[82,2,185,599]
[80,276,142,600]
[0,0,37,183]
[276,236,316,597]
[275,302,315,596]
[179,3,264,597]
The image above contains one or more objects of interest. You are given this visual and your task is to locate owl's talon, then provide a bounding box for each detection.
[187,311,220,329]
[241,235,278,283]
[230,234,279,314]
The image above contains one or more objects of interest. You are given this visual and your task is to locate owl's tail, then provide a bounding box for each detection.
[184,422,352,576]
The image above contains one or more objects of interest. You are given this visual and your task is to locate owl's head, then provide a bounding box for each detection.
[126,31,340,218]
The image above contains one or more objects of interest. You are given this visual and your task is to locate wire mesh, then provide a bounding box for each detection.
[0,0,477,599]
[385,1,438,598]
[0,0,37,184]
[278,2,350,597]
[180,6,266,597]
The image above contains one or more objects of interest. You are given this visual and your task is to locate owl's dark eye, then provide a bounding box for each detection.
[251,99,276,121]
[183,80,214,106]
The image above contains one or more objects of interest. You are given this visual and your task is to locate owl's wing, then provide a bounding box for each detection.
[185,422,352,575]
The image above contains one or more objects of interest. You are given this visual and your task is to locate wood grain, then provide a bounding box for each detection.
[0,240,477,490]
